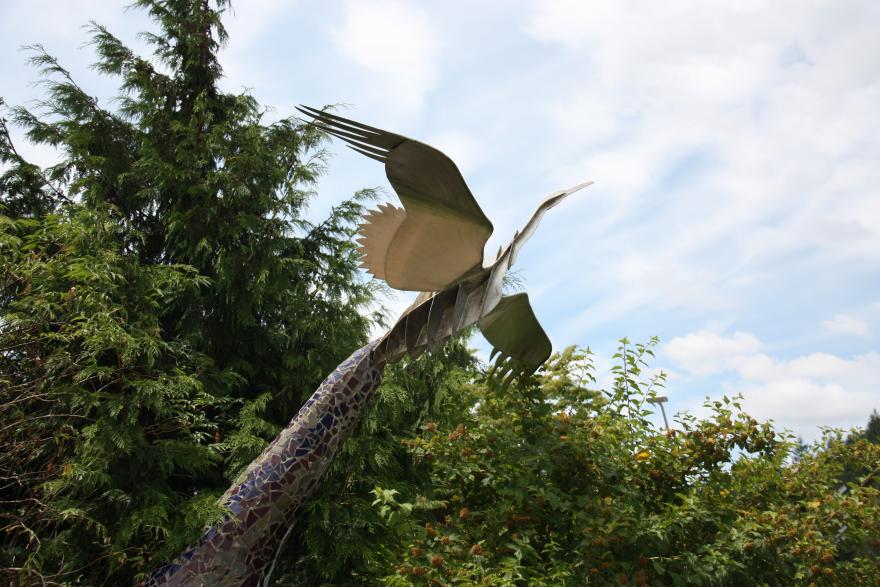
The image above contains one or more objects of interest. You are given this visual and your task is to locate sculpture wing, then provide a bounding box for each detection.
[478,293,552,385]
[296,105,493,292]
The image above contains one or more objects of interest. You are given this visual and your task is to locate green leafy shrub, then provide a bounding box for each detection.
[373,340,880,586]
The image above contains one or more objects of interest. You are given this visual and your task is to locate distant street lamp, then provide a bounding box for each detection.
[647,396,670,432]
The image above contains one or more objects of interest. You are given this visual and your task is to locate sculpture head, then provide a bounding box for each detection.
[480,180,593,319]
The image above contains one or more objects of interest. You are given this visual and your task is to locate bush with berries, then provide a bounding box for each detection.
[373,340,879,586]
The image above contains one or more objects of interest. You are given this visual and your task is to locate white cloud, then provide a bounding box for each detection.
[219,0,298,90]
[664,330,763,376]
[424,130,486,176]
[329,0,441,113]
[733,352,880,429]
[734,379,873,429]
[522,0,880,337]
[822,314,869,337]
[556,249,735,341]
[664,330,880,434]
[224,0,294,48]
[2,0,128,42]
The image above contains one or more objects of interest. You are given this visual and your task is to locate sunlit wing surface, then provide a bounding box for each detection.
[296,105,494,292]
[478,293,552,386]
[356,203,406,281]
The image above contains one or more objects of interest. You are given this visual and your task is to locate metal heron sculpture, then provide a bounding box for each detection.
[146,108,591,586]
[299,105,592,383]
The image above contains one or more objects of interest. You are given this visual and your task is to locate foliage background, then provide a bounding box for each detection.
[1,1,877,585]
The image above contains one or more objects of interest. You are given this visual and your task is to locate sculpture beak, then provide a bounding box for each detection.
[542,180,594,209]
[565,179,594,195]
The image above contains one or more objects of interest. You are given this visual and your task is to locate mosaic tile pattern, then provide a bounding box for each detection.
[145,342,382,586]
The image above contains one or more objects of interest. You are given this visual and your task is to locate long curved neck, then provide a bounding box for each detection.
[146,342,383,586]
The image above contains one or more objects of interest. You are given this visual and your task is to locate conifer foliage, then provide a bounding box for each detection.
[1,0,376,583]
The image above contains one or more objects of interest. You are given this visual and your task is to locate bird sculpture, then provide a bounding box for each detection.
[145,108,590,586]
[298,105,592,383]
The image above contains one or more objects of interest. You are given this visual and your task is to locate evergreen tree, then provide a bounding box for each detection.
[0,205,224,584]
[860,410,880,444]
[1,0,379,583]
[845,410,880,446]
[841,409,880,488]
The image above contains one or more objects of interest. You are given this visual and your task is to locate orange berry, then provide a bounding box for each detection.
[430,555,444,567]
[411,547,424,557]
[412,566,426,576]
[459,507,470,520]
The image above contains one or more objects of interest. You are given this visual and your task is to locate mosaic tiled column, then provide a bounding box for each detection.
[145,341,382,586]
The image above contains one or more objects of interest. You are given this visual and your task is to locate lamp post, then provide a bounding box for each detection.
[647,395,670,432]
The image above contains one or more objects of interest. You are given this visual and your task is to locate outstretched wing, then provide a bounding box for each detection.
[296,105,494,292]
[478,293,552,387]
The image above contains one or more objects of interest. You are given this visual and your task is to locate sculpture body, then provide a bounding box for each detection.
[147,107,591,585]
[146,343,382,586]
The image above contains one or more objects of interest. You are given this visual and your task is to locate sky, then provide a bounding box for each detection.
[2,0,878,441]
